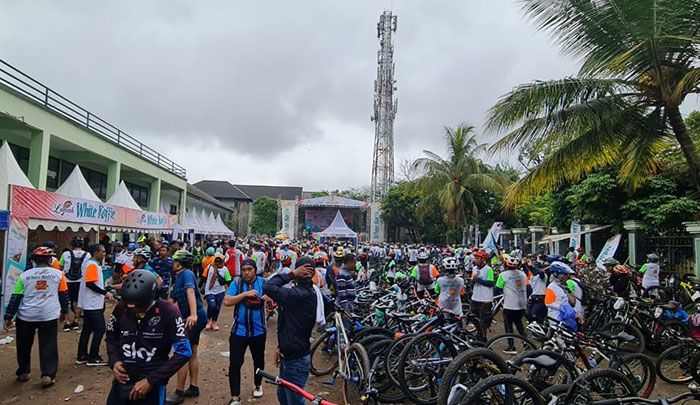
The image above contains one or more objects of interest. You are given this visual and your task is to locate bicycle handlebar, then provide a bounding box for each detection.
[255,369,339,405]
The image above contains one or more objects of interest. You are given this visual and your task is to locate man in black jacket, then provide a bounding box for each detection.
[263,257,317,405]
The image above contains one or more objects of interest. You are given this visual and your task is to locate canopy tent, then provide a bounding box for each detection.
[55,165,101,201]
[298,195,369,209]
[0,141,34,210]
[107,181,142,210]
[317,210,358,245]
[215,213,234,236]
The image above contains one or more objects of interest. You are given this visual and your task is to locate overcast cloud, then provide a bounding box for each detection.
[0,0,579,190]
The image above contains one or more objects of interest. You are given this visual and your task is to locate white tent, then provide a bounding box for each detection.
[0,141,34,210]
[55,165,101,201]
[215,213,234,236]
[198,208,211,234]
[318,210,357,239]
[107,181,142,210]
[189,208,204,234]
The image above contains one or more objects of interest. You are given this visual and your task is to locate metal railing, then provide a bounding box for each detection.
[0,58,187,179]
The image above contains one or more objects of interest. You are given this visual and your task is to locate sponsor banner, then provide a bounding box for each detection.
[370,203,385,243]
[570,220,581,249]
[2,216,28,319]
[0,210,8,230]
[10,185,176,230]
[596,234,622,269]
[279,200,297,240]
[305,209,353,233]
[482,221,503,254]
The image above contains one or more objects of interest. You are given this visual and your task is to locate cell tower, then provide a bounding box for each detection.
[370,10,398,202]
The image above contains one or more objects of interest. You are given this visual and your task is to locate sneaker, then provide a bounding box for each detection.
[502,347,517,355]
[15,373,30,382]
[205,321,212,330]
[62,324,72,332]
[253,386,263,398]
[40,376,55,387]
[87,357,107,366]
[165,390,185,405]
[228,400,241,405]
[76,356,88,364]
[70,322,80,331]
[183,385,200,398]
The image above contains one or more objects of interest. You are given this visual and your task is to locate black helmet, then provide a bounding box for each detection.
[121,270,158,307]
[71,236,84,247]
[172,249,195,268]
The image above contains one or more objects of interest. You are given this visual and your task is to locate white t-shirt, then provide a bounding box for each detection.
[204,265,230,296]
[78,259,105,310]
[496,269,528,310]
[437,275,464,316]
[13,266,67,322]
[529,269,547,296]
[408,249,418,262]
[114,251,133,267]
[641,263,660,289]
[252,251,266,275]
[471,265,495,303]
[61,249,91,283]
[545,281,569,321]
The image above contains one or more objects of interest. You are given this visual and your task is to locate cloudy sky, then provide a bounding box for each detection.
[0,0,580,190]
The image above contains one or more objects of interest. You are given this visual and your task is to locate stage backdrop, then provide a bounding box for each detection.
[305,209,353,233]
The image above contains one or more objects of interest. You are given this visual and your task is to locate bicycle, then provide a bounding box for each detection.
[256,368,338,405]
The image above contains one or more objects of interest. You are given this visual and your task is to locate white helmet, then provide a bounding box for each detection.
[417,252,429,261]
[441,257,458,271]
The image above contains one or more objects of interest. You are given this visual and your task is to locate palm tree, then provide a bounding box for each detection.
[486,0,700,207]
[413,125,509,238]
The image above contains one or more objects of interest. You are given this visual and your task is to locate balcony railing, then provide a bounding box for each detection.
[0,58,187,179]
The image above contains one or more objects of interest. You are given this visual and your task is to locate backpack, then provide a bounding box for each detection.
[417,264,433,285]
[67,251,87,281]
[572,278,590,306]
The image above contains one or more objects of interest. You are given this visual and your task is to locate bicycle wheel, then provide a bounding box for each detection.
[352,326,393,342]
[343,343,371,405]
[383,334,415,389]
[687,346,700,384]
[456,374,545,405]
[655,342,700,384]
[564,368,636,404]
[600,321,646,353]
[397,332,457,405]
[437,347,509,405]
[654,320,692,351]
[365,339,405,403]
[310,331,339,376]
[510,349,578,391]
[610,352,656,398]
[486,333,539,363]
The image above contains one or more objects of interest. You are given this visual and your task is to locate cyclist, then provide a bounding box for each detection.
[608,261,632,298]
[434,257,464,316]
[106,270,192,404]
[470,249,495,341]
[203,253,231,331]
[77,244,114,366]
[225,240,246,280]
[544,261,578,330]
[495,255,528,354]
[192,239,204,278]
[4,246,69,387]
[525,254,547,323]
[150,244,174,299]
[410,252,440,297]
[61,236,90,331]
[384,250,397,285]
[640,253,661,298]
[336,254,357,313]
[263,258,317,405]
[167,250,207,404]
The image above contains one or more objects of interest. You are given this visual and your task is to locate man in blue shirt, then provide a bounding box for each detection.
[223,259,268,405]
[150,245,173,299]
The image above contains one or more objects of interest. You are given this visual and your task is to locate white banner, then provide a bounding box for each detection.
[569,220,581,249]
[279,200,297,240]
[482,221,503,253]
[369,202,385,243]
[596,234,621,269]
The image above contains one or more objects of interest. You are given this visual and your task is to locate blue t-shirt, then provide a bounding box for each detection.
[226,277,267,337]
[171,269,207,327]
[149,257,174,286]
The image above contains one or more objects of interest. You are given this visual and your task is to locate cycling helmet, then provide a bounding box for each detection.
[127,242,138,251]
[545,255,563,263]
[32,246,55,257]
[133,248,150,260]
[442,257,459,271]
[279,253,292,266]
[549,261,575,275]
[613,264,631,275]
[172,249,195,268]
[472,250,489,260]
[71,236,84,247]
[334,248,344,259]
[137,235,147,243]
[313,252,326,265]
[503,254,520,269]
[206,247,216,256]
[647,253,659,262]
[603,258,619,266]
[121,270,158,307]
[417,252,429,262]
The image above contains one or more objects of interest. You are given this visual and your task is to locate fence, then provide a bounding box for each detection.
[0,58,187,179]
[638,228,695,274]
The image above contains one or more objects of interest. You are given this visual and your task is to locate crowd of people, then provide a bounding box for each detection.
[2,233,667,404]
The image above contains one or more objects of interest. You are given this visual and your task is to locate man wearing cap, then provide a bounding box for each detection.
[263,258,317,405]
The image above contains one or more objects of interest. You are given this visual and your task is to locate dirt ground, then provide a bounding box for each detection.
[0,304,692,405]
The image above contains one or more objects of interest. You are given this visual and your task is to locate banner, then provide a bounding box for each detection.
[279,200,297,240]
[569,220,581,249]
[304,209,353,233]
[369,203,385,243]
[2,216,28,320]
[482,221,503,254]
[596,234,621,269]
[10,185,176,230]
[0,210,8,230]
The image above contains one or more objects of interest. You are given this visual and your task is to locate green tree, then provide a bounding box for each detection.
[381,182,420,241]
[249,197,279,236]
[487,0,700,207]
[413,124,509,238]
[622,176,700,229]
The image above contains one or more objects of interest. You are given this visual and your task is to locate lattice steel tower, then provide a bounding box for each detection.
[370,10,398,202]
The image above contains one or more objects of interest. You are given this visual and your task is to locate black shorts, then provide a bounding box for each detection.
[188,322,205,346]
[68,282,80,304]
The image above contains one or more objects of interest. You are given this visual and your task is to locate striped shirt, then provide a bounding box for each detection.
[335,267,356,311]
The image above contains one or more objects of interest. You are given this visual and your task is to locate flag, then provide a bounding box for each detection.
[482,222,503,254]
[569,220,581,249]
[596,234,621,269]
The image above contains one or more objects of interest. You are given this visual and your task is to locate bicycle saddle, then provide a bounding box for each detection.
[597,330,636,342]
[521,355,559,368]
